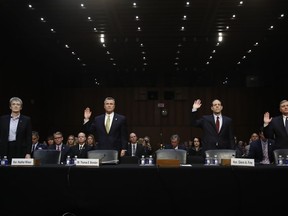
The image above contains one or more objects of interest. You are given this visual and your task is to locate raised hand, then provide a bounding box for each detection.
[84,107,92,120]
[193,99,202,110]
[263,112,272,124]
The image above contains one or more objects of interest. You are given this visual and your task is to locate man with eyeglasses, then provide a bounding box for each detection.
[48,131,70,164]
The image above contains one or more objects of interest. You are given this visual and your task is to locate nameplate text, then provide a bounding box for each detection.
[11,158,34,166]
[231,158,255,167]
[76,158,99,167]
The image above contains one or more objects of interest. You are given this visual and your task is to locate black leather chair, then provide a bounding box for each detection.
[87,149,119,164]
[155,149,187,164]
[273,149,288,165]
[187,155,205,164]
[120,156,139,164]
[33,149,61,165]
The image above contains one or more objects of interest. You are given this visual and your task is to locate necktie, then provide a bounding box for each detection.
[106,115,111,133]
[132,144,136,156]
[262,143,269,164]
[285,117,288,134]
[216,116,220,133]
[57,145,61,151]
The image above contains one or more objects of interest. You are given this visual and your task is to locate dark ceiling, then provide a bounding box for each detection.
[2,0,288,88]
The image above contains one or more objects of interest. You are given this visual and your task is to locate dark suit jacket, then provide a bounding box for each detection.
[83,113,128,152]
[191,112,235,152]
[164,143,187,150]
[31,142,47,158]
[68,143,93,158]
[126,143,146,158]
[247,139,276,163]
[188,147,203,156]
[263,115,288,149]
[0,114,32,159]
[48,144,70,164]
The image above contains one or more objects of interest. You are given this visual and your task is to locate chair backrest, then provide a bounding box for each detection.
[273,149,288,164]
[155,149,187,164]
[187,155,205,164]
[120,156,139,164]
[205,149,236,161]
[87,150,119,164]
[33,149,61,165]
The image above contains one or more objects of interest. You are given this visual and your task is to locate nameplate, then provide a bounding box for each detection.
[231,158,255,167]
[75,158,99,167]
[11,158,34,166]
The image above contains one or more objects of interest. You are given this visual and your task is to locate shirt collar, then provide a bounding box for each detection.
[10,114,20,119]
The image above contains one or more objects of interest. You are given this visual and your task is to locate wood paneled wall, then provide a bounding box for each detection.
[0,87,285,152]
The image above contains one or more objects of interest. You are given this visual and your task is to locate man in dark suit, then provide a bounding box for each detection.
[0,97,32,163]
[191,99,235,154]
[48,131,70,164]
[126,132,146,158]
[263,99,288,149]
[31,130,47,158]
[82,97,128,157]
[247,127,276,164]
[68,132,93,158]
[164,134,187,150]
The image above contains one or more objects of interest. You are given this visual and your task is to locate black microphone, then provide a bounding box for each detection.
[99,154,106,164]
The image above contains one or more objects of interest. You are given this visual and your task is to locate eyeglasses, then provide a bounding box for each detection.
[54,137,62,139]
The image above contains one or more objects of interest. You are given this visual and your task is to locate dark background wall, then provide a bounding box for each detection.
[0,87,285,151]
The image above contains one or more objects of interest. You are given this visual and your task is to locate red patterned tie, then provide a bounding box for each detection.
[216,116,220,133]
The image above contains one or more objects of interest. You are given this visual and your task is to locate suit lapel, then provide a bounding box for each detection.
[210,115,218,133]
[277,116,287,133]
[100,115,106,132]
[110,114,118,132]
[16,115,23,134]
[220,116,224,133]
